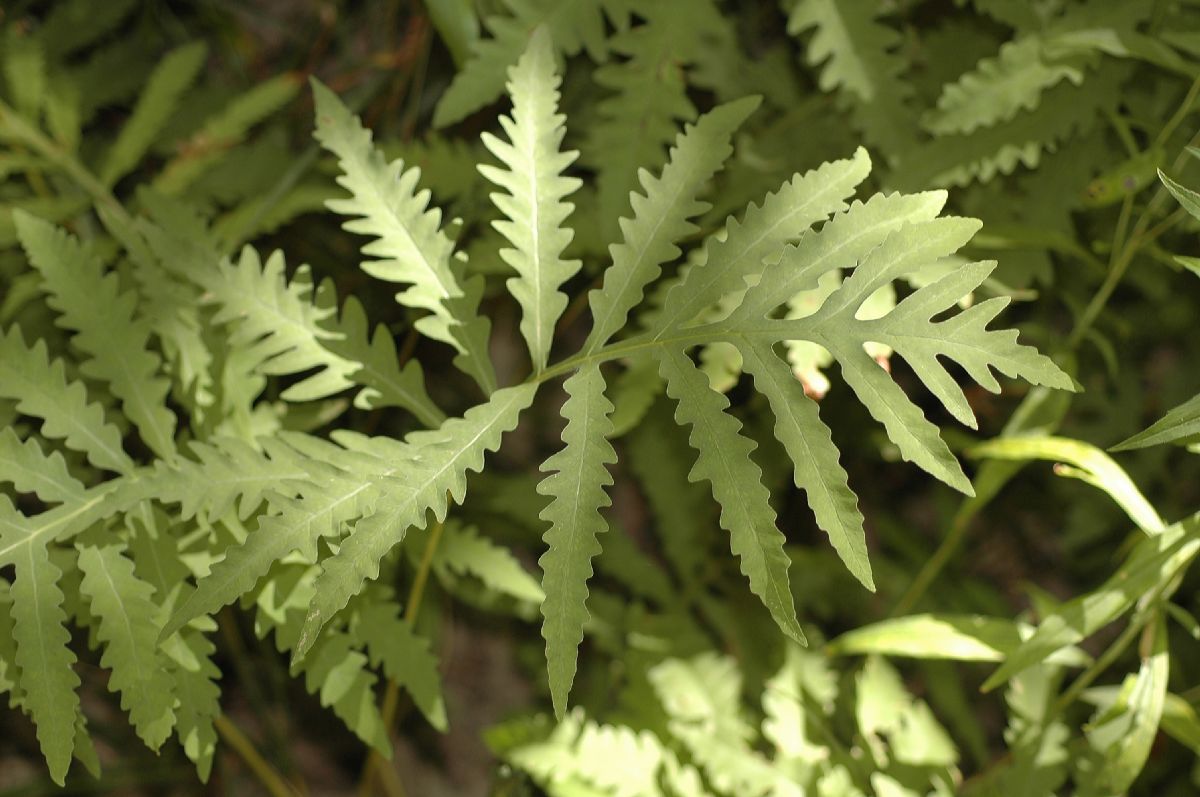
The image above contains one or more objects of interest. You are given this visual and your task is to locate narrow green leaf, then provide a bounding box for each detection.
[479,26,582,373]
[11,543,81,785]
[658,347,805,645]
[536,364,617,717]
[77,545,177,750]
[1113,393,1200,451]
[583,97,760,353]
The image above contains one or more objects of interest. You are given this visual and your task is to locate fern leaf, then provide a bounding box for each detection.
[1114,393,1200,451]
[100,42,207,186]
[312,79,496,392]
[353,603,448,731]
[433,522,545,603]
[536,364,617,717]
[14,212,178,461]
[657,348,805,645]
[0,428,85,505]
[11,542,81,785]
[433,0,619,128]
[924,36,1090,136]
[649,147,872,337]
[293,630,391,755]
[295,383,536,655]
[201,246,358,402]
[737,343,871,590]
[583,97,759,354]
[152,73,301,196]
[166,629,220,781]
[783,0,917,155]
[0,326,131,474]
[479,27,582,373]
[77,544,177,750]
[319,293,445,426]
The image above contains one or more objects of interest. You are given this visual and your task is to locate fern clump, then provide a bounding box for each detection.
[0,10,1077,789]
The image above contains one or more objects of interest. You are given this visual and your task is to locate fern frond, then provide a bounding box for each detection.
[319,293,445,426]
[352,603,448,731]
[433,0,621,128]
[783,0,917,156]
[480,27,582,373]
[312,79,496,391]
[658,348,805,645]
[923,35,1091,136]
[583,97,759,354]
[201,246,357,402]
[165,629,220,781]
[10,540,80,785]
[152,73,301,196]
[295,383,537,655]
[432,522,544,603]
[15,212,178,461]
[648,147,872,337]
[77,544,177,749]
[100,42,207,186]
[0,427,85,505]
[738,343,871,590]
[536,364,616,717]
[0,325,131,473]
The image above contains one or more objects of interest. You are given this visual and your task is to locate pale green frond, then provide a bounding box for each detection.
[11,542,81,785]
[433,0,622,128]
[650,147,872,337]
[312,79,496,392]
[583,97,760,354]
[0,427,85,505]
[294,383,536,656]
[200,246,358,402]
[479,27,582,373]
[352,603,448,731]
[0,485,128,569]
[536,364,616,717]
[14,212,177,461]
[433,522,544,603]
[100,42,207,186]
[77,544,177,750]
[657,347,805,645]
[318,292,445,427]
[737,342,871,590]
[293,630,391,755]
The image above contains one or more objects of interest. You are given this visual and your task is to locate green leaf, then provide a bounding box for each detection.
[165,629,220,781]
[583,96,760,354]
[1113,393,1200,451]
[536,364,617,717]
[15,211,178,461]
[0,427,85,505]
[433,0,620,128]
[353,603,447,731]
[480,27,582,373]
[983,515,1200,691]
[658,347,805,645]
[970,436,1164,533]
[738,342,872,590]
[433,522,544,603]
[312,78,496,392]
[828,613,1090,666]
[77,544,177,750]
[11,542,81,785]
[295,384,537,655]
[100,42,207,186]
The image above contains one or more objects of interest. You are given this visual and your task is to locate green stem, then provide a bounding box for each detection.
[213,714,299,797]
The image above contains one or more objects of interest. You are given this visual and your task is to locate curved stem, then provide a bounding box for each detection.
[214,714,299,797]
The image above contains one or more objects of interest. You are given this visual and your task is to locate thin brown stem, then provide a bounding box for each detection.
[214,714,299,797]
